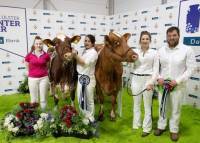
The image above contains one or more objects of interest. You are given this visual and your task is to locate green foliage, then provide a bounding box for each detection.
[18,76,29,93]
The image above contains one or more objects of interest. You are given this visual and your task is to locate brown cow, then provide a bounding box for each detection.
[43,33,81,107]
[95,32,138,120]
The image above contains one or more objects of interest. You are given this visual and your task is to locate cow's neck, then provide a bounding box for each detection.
[99,47,122,72]
[105,47,124,63]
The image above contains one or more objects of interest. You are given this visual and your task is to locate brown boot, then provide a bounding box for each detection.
[141,132,150,137]
[154,128,166,136]
[170,132,179,142]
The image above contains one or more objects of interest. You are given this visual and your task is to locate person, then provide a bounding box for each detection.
[154,26,196,141]
[74,34,98,125]
[25,36,50,110]
[131,31,159,137]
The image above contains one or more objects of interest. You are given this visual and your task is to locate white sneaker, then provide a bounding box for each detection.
[133,125,141,129]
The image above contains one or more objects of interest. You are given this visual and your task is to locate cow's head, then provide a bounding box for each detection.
[43,33,81,64]
[104,32,138,62]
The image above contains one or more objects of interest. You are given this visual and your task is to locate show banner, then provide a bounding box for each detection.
[0,6,27,94]
[178,0,200,108]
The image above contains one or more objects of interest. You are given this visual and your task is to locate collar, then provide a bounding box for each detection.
[139,47,150,53]
[167,43,180,50]
[32,50,45,57]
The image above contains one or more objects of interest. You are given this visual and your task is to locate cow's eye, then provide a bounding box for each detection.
[114,41,120,46]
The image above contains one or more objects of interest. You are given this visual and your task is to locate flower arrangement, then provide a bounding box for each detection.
[50,105,96,138]
[3,102,40,136]
[1,103,97,140]
[2,102,53,137]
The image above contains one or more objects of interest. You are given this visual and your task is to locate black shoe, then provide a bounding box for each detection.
[170,132,179,142]
[141,132,150,137]
[89,120,98,128]
[154,128,166,136]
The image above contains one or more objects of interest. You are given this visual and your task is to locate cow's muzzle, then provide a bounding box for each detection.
[64,53,73,61]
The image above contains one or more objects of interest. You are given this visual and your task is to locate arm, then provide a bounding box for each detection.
[75,49,98,67]
[147,51,159,85]
[146,51,159,90]
[75,55,85,66]
[175,48,196,84]
[25,62,29,69]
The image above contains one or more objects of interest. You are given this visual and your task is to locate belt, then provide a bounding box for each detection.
[130,72,151,76]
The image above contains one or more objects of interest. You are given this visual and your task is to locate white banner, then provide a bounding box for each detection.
[0,6,27,95]
[178,0,200,108]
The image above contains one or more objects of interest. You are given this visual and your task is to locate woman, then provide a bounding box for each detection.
[131,31,159,137]
[74,34,98,125]
[25,36,50,110]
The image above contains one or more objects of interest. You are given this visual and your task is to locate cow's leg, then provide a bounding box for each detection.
[96,83,104,121]
[60,83,66,100]
[98,96,104,121]
[110,95,117,121]
[51,83,59,107]
[70,88,76,107]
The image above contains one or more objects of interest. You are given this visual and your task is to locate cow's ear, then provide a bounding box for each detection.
[70,36,81,44]
[104,35,111,46]
[43,39,55,48]
[123,33,131,41]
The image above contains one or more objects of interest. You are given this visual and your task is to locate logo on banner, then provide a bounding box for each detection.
[60,13,63,17]
[194,85,199,91]
[182,3,200,46]
[0,37,4,44]
[156,7,159,13]
[0,16,21,32]
[169,13,173,19]
[186,4,199,33]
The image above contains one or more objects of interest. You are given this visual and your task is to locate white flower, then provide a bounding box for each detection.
[7,125,14,132]
[37,119,44,129]
[50,124,56,129]
[67,128,72,133]
[50,118,54,123]
[82,129,87,135]
[9,123,14,128]
[40,113,48,120]
[11,127,19,133]
[4,114,15,127]
[33,124,39,131]
[3,120,10,127]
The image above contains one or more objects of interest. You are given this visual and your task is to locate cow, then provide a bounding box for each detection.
[43,33,81,107]
[95,32,138,120]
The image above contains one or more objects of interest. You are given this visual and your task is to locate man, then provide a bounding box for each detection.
[154,26,196,141]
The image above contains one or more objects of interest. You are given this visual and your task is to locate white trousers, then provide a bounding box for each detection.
[77,76,96,123]
[28,76,49,109]
[131,75,153,133]
[157,86,184,133]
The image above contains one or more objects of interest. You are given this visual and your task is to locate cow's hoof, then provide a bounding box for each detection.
[98,112,104,121]
[53,106,58,111]
[110,111,116,121]
[71,101,75,107]
[110,116,116,121]
[54,97,59,105]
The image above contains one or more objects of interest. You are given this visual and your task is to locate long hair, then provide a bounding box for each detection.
[86,34,96,46]
[30,36,42,52]
[139,31,151,43]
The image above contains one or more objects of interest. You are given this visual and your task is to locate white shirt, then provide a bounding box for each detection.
[133,48,159,85]
[158,43,196,84]
[77,47,98,79]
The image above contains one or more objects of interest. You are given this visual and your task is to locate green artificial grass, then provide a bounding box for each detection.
[0,89,200,143]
